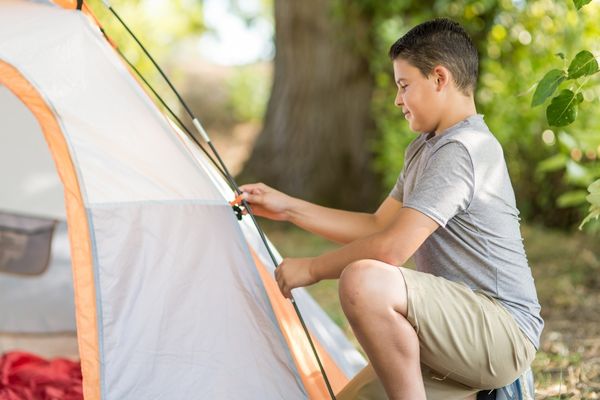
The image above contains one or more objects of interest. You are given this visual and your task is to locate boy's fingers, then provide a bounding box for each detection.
[239,183,263,193]
[244,192,264,205]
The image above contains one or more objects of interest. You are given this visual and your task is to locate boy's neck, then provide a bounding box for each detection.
[433,96,477,136]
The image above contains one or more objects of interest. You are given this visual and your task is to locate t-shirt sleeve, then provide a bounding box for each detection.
[402,141,474,227]
[389,169,405,202]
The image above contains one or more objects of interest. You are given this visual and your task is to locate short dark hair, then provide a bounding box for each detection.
[388,18,478,96]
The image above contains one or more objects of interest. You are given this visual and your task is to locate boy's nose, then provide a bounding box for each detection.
[395,93,404,107]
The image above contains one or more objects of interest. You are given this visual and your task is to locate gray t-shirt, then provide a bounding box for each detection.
[390,114,543,348]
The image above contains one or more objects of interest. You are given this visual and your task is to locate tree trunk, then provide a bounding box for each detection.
[239,0,380,211]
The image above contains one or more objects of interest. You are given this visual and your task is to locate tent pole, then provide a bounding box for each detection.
[93,1,338,398]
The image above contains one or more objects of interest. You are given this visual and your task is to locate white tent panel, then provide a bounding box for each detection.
[0,85,65,220]
[90,203,306,399]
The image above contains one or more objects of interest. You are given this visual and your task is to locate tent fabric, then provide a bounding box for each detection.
[88,203,308,399]
[0,1,367,398]
[0,351,83,400]
[0,222,75,333]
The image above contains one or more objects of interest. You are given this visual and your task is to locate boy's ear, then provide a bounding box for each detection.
[431,65,451,91]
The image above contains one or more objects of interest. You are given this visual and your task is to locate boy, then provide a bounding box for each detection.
[240,18,543,400]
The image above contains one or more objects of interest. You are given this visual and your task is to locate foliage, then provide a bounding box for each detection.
[579,179,600,229]
[530,0,600,230]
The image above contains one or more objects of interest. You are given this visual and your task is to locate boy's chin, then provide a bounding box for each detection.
[408,120,436,134]
[406,122,428,134]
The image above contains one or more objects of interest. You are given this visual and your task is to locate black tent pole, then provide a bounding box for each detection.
[94,1,338,398]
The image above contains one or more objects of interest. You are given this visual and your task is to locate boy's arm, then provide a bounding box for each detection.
[240,183,403,244]
[275,207,438,298]
[288,196,403,244]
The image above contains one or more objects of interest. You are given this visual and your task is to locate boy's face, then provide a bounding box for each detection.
[392,58,443,134]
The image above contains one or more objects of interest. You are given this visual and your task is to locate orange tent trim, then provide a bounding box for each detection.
[0,60,101,400]
[250,250,349,398]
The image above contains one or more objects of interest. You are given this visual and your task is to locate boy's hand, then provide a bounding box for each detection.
[275,257,319,298]
[239,182,294,221]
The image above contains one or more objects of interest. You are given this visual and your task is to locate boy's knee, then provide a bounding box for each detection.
[339,260,379,320]
[339,260,408,320]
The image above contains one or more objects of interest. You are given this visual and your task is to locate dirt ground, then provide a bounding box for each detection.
[524,225,600,399]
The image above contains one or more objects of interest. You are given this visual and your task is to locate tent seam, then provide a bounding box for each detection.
[89,199,229,208]
[84,209,107,400]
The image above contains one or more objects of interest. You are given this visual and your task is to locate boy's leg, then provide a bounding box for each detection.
[338,259,536,400]
[339,259,425,400]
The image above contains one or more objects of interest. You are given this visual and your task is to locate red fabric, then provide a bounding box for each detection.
[0,352,82,400]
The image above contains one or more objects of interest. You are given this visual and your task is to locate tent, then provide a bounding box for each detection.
[0,1,367,398]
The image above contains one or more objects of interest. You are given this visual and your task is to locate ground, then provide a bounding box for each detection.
[264,222,600,399]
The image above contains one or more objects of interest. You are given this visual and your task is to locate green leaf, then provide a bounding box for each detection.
[573,0,592,10]
[531,69,567,107]
[579,206,600,230]
[588,179,600,193]
[547,89,578,126]
[567,50,599,79]
[536,153,568,173]
[587,192,600,207]
[556,52,565,60]
[557,190,588,208]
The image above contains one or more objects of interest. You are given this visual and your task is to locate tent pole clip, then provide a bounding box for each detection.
[232,205,244,221]
[229,194,246,221]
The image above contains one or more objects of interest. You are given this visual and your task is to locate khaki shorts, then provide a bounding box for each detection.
[337,267,537,400]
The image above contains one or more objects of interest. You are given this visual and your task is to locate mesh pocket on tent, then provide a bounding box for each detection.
[0,211,56,276]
